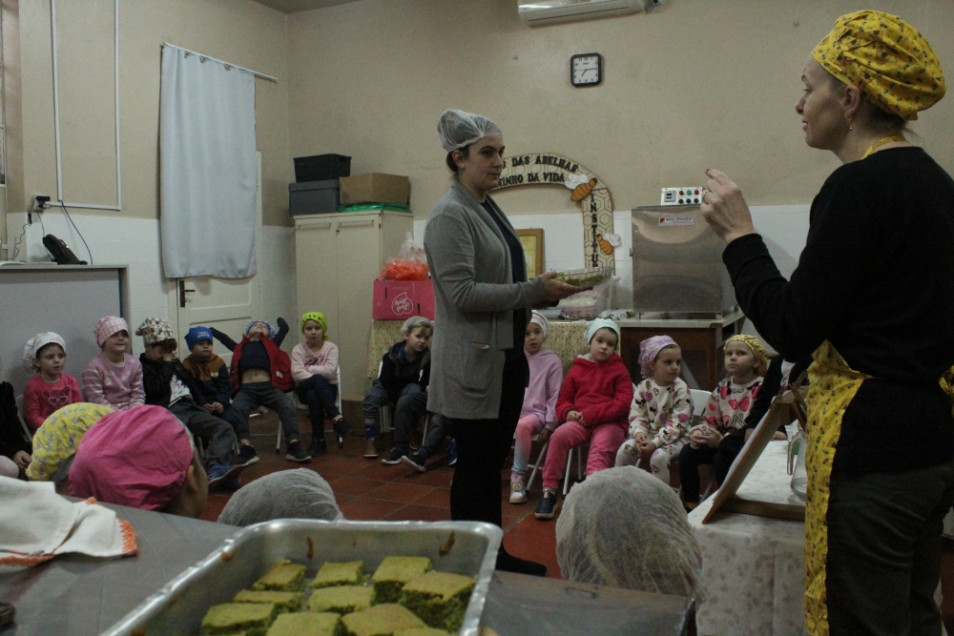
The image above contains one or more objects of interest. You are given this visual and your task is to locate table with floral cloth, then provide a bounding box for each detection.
[688,440,807,636]
[367,319,589,380]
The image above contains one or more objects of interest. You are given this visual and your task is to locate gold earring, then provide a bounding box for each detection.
[845,115,853,132]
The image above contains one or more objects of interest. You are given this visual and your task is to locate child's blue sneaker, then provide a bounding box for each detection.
[208,461,243,488]
[534,488,558,520]
[447,439,457,467]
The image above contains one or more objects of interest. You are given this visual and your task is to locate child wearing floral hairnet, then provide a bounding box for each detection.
[678,334,766,510]
[615,335,691,487]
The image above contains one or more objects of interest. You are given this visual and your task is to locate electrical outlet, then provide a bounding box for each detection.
[33,195,51,211]
[660,186,704,206]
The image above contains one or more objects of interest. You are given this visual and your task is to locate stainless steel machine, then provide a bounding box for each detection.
[631,205,737,317]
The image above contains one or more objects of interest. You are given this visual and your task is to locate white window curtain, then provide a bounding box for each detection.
[159,45,256,278]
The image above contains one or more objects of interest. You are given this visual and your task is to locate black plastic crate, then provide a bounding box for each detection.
[294,154,351,183]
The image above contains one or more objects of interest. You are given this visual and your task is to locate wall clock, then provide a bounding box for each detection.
[570,52,602,87]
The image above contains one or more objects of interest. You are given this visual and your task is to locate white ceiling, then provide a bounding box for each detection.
[251,0,360,14]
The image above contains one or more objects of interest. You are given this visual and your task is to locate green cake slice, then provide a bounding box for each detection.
[400,571,476,632]
[200,602,277,636]
[309,560,365,588]
[252,559,307,592]
[266,611,340,636]
[371,556,432,603]
[306,584,375,614]
[340,603,426,636]
[233,589,302,613]
[393,628,453,636]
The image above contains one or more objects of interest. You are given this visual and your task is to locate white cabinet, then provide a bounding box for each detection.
[294,211,412,394]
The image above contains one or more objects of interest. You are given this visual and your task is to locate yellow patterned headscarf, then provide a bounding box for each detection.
[301,311,328,339]
[724,334,768,372]
[812,10,945,121]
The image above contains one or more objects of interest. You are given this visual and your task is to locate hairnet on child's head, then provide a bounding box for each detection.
[529,311,549,339]
[245,320,277,339]
[638,335,678,379]
[556,467,703,599]
[301,312,328,336]
[25,402,116,482]
[217,469,343,526]
[23,332,67,371]
[584,318,620,348]
[437,109,502,152]
[400,315,432,335]
[136,317,175,346]
[724,334,768,371]
[94,316,129,348]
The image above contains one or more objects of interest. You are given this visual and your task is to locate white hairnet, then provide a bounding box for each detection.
[217,469,343,526]
[556,467,703,599]
[437,109,502,152]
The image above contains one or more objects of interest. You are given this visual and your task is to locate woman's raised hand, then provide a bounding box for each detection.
[701,168,757,244]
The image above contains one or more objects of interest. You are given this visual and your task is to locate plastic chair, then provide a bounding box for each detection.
[14,394,32,440]
[279,366,343,451]
[523,433,550,494]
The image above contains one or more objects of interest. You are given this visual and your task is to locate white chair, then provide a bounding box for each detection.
[689,388,710,425]
[278,366,343,451]
[14,394,32,441]
[522,432,550,494]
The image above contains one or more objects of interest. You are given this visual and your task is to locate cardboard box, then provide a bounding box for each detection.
[288,180,339,215]
[372,278,435,320]
[340,173,410,206]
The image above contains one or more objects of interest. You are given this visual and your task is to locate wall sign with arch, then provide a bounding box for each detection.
[493,153,620,272]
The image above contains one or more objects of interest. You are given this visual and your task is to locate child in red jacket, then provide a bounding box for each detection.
[211,318,310,462]
[535,318,633,519]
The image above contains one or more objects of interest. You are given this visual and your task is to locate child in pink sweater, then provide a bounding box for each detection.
[82,316,145,410]
[509,311,563,504]
[22,332,82,432]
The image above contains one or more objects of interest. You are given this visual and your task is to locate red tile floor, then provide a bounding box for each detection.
[200,410,562,578]
[201,411,954,631]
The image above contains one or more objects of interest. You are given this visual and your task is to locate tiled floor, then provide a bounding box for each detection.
[199,411,564,578]
[200,411,954,630]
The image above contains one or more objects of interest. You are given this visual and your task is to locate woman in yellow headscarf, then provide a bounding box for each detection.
[701,10,954,636]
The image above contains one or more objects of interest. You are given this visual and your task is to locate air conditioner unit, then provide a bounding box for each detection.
[518,0,648,27]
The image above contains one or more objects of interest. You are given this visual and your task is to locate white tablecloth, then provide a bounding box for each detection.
[688,440,807,636]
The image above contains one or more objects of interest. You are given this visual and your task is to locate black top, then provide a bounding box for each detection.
[377,340,431,402]
[482,197,527,358]
[723,147,954,474]
[0,382,31,459]
[211,318,289,375]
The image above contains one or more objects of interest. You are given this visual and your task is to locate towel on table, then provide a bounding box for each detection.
[0,477,137,569]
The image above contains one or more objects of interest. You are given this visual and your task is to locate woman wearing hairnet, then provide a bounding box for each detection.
[556,467,701,598]
[218,469,342,526]
[423,109,581,576]
[701,11,954,635]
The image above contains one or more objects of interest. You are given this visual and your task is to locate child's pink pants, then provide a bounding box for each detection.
[541,420,625,492]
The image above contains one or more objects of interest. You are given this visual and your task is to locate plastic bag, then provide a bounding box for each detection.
[380,232,429,281]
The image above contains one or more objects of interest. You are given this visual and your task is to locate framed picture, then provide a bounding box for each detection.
[517,229,544,279]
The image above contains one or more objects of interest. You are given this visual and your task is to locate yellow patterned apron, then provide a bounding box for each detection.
[805,340,954,635]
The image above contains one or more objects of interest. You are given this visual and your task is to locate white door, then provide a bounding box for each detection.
[172,154,263,364]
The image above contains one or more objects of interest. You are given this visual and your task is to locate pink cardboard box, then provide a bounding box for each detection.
[372,278,435,321]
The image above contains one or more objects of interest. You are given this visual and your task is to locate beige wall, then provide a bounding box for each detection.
[12,0,289,225]
[288,0,954,220]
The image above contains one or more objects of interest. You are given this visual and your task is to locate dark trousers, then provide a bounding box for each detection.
[231,381,299,443]
[448,354,528,528]
[825,459,954,636]
[677,435,743,503]
[295,374,340,439]
[169,399,236,467]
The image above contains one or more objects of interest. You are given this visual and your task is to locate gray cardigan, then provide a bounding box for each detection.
[423,181,548,419]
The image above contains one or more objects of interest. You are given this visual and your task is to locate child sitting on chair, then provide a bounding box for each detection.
[22,332,82,432]
[291,312,351,457]
[678,334,767,510]
[211,318,310,463]
[534,318,633,520]
[137,318,245,488]
[82,316,145,410]
[615,335,691,487]
[180,325,257,464]
[509,311,563,504]
[369,316,434,463]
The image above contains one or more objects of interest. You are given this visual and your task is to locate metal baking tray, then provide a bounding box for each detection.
[102,519,503,636]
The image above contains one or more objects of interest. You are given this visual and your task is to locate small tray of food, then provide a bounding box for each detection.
[102,519,503,636]
[553,267,613,288]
